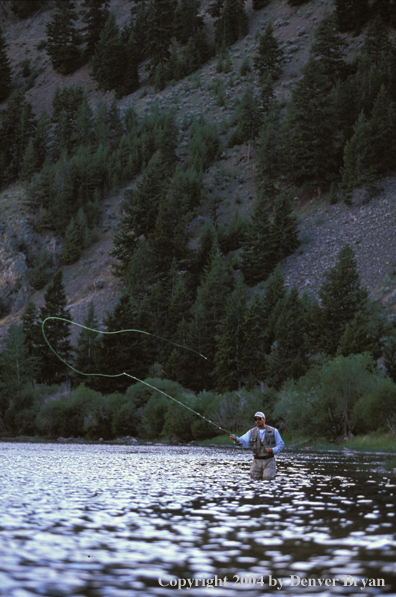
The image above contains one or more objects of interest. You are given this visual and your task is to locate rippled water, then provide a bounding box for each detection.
[1,443,396,597]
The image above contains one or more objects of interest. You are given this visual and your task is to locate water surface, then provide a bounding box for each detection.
[1,443,395,596]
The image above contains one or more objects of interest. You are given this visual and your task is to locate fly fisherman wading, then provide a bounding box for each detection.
[230,411,284,480]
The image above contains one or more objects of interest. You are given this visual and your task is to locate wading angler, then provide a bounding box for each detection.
[230,411,284,480]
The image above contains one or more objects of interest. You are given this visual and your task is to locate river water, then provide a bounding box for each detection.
[0,443,396,597]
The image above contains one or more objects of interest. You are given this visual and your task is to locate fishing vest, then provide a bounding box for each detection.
[250,426,276,459]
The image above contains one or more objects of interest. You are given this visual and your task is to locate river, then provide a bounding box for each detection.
[0,442,395,596]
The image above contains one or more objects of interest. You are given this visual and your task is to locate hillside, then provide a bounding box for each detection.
[1,0,396,338]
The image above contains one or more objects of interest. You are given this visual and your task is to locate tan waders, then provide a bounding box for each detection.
[249,456,276,480]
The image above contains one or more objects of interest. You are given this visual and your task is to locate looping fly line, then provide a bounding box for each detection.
[42,317,232,436]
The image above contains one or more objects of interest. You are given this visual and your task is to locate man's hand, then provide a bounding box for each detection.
[230,434,237,441]
[265,447,273,453]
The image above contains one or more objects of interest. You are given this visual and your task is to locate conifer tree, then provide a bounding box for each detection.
[146,0,176,74]
[131,3,149,63]
[253,23,284,82]
[318,244,368,355]
[22,301,41,362]
[214,0,248,48]
[175,0,204,45]
[74,301,101,386]
[122,32,140,96]
[91,12,126,95]
[255,100,283,200]
[0,26,12,102]
[191,220,218,287]
[311,13,347,85]
[37,270,73,384]
[96,294,150,393]
[335,0,370,34]
[252,0,269,10]
[0,90,36,182]
[241,193,276,286]
[228,87,261,147]
[272,190,299,261]
[338,310,378,359]
[62,219,81,265]
[20,139,39,182]
[369,85,396,175]
[182,247,233,390]
[33,109,51,168]
[0,324,36,397]
[261,264,286,354]
[213,277,247,391]
[45,0,81,74]
[284,57,338,189]
[266,287,308,389]
[30,249,51,290]
[362,15,391,67]
[341,111,376,196]
[10,1,46,18]
[80,0,110,59]
[240,292,266,385]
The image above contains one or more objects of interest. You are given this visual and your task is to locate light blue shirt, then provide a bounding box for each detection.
[236,426,285,455]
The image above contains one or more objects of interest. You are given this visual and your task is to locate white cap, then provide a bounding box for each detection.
[254,411,265,418]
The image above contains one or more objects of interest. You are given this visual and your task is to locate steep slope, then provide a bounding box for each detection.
[1,0,396,345]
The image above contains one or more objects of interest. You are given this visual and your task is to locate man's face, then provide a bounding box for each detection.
[254,416,265,429]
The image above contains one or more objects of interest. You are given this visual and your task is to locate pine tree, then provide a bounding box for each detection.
[338,310,378,359]
[0,90,36,182]
[96,294,150,393]
[227,87,261,147]
[20,139,39,182]
[0,324,36,397]
[33,109,51,168]
[362,15,391,67]
[62,219,81,265]
[335,0,370,34]
[215,0,249,48]
[255,99,283,199]
[252,0,269,10]
[80,0,110,59]
[284,57,338,189]
[253,23,284,82]
[0,26,12,102]
[341,111,376,196]
[266,287,308,389]
[183,247,233,390]
[241,192,276,285]
[272,190,300,261]
[240,291,266,385]
[318,244,368,355]
[21,301,41,365]
[122,32,140,96]
[74,301,101,386]
[91,12,127,95]
[45,0,81,74]
[146,0,176,73]
[311,13,347,85]
[30,248,51,290]
[175,0,204,45]
[213,277,247,391]
[10,1,45,18]
[38,270,73,384]
[369,85,396,175]
[261,264,287,354]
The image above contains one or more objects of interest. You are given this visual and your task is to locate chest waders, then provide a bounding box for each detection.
[249,426,276,459]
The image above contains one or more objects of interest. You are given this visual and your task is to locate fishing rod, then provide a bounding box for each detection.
[42,317,237,439]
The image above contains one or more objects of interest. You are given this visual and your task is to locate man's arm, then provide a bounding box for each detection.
[270,428,285,455]
[230,429,251,447]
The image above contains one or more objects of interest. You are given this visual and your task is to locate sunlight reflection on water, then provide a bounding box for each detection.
[0,443,395,596]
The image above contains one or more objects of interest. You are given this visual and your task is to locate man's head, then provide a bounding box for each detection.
[254,411,266,429]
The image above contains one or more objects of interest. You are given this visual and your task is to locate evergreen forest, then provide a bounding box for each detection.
[1,0,396,445]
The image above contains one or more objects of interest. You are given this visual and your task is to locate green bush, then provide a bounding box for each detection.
[352,378,396,435]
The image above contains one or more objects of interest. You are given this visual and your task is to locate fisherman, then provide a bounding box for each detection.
[230,411,284,480]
